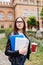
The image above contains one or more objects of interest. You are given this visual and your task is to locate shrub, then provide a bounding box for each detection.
[27,30,36,37]
[27,30,43,40]
[27,16,38,29]
[0,29,5,33]
[5,28,13,38]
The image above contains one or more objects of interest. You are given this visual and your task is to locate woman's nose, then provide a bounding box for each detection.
[18,23,21,24]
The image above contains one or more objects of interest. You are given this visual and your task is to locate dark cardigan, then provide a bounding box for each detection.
[5,32,31,60]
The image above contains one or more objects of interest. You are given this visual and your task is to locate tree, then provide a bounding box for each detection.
[27,16,38,29]
[40,7,43,21]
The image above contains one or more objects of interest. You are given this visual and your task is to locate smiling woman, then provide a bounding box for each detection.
[5,17,31,65]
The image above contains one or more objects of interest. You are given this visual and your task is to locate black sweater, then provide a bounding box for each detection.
[5,33,31,60]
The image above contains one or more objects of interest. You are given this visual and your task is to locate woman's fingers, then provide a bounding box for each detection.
[19,48,27,55]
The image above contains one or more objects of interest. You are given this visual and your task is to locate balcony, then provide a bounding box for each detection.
[0,0,11,6]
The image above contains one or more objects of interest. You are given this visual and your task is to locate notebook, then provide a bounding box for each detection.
[10,35,24,51]
[15,38,28,50]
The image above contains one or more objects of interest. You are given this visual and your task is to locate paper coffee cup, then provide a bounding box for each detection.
[31,43,37,53]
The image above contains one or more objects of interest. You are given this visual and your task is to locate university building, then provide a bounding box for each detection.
[0,0,43,30]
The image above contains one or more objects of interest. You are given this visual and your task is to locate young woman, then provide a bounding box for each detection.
[5,17,31,65]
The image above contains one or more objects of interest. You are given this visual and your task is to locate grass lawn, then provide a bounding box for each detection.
[0,37,43,65]
[25,46,43,65]
[0,37,7,51]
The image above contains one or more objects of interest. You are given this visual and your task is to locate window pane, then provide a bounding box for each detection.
[42,21,43,24]
[23,0,28,4]
[23,9,28,18]
[0,13,4,20]
[9,25,12,28]
[42,1,43,5]
[8,13,13,20]
[37,0,41,5]
[1,25,4,28]
[30,0,34,3]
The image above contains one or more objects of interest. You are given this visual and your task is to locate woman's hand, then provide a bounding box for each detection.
[19,47,27,55]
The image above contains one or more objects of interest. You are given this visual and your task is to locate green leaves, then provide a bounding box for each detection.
[27,16,38,27]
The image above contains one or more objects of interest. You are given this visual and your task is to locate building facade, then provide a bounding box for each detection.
[0,0,14,29]
[0,0,43,30]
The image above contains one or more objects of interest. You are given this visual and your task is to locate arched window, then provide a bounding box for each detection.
[42,21,43,28]
[8,13,13,20]
[0,13,5,20]
[1,25,4,28]
[23,9,28,18]
[30,0,35,4]
[42,1,43,6]
[9,24,12,28]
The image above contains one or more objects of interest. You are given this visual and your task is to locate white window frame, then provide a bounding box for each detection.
[0,13,5,20]
[37,0,41,5]
[30,0,35,4]
[23,9,28,18]
[23,0,28,4]
[8,13,13,20]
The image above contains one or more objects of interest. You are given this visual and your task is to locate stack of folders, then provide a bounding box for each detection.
[15,37,28,50]
[10,35,28,51]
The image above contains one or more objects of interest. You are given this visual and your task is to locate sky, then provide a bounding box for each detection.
[0,0,10,2]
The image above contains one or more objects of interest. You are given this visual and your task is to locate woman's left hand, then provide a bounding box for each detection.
[19,47,27,55]
[22,47,27,55]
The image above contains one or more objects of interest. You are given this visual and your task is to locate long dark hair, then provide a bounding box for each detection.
[13,17,29,39]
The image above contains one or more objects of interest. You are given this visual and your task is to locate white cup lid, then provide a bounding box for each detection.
[32,43,37,45]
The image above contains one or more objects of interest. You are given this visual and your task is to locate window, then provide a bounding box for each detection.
[0,13,4,20]
[0,1,2,4]
[6,2,8,5]
[19,0,21,2]
[42,1,43,5]
[3,2,5,4]
[28,9,37,18]
[30,0,35,4]
[8,13,13,20]
[7,2,10,5]
[42,21,43,28]
[9,25,12,28]
[23,0,28,4]
[23,9,28,18]
[1,25,4,28]
[42,21,43,24]
[37,0,41,5]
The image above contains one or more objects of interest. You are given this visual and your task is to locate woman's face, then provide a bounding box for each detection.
[16,18,24,30]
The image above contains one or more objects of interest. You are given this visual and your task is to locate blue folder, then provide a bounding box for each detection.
[9,35,24,51]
